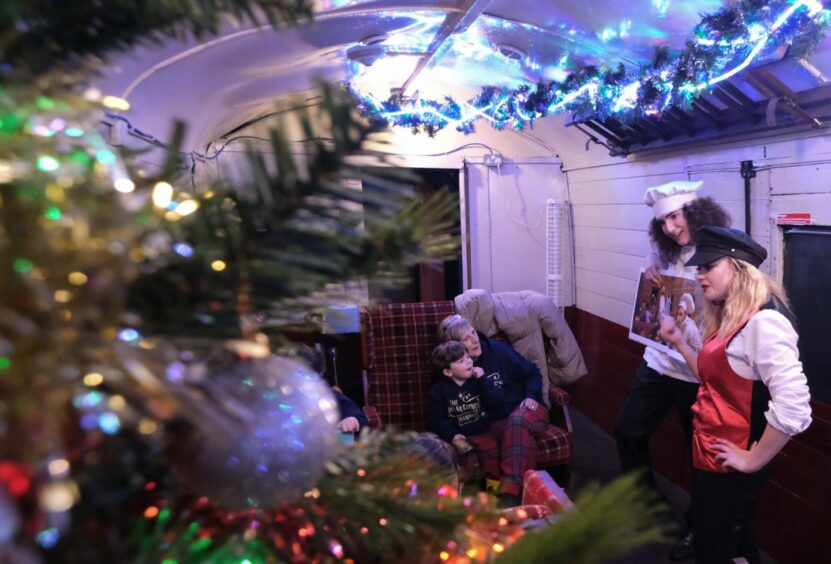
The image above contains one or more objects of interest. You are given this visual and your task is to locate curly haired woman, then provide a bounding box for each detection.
[616,180,730,562]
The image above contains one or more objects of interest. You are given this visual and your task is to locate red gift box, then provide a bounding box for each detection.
[521,470,574,515]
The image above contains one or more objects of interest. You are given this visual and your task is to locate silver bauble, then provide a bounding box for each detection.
[174,355,339,508]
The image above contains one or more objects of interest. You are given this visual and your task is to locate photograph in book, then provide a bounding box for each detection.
[629,269,699,362]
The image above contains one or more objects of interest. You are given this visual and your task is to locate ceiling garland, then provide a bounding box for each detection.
[354,0,830,136]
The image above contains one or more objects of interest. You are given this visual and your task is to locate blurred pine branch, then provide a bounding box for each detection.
[495,473,668,563]
[0,0,314,79]
[128,83,460,337]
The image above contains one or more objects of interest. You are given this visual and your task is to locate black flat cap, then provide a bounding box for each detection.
[685,226,767,268]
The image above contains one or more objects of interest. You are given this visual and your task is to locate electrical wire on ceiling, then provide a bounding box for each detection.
[515,130,559,158]
[103,112,168,149]
[378,142,499,158]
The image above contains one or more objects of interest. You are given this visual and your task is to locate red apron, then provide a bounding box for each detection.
[691,319,755,472]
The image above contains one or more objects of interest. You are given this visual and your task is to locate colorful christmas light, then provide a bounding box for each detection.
[354,0,830,135]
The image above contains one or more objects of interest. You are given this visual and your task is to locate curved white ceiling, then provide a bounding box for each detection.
[97,0,828,154]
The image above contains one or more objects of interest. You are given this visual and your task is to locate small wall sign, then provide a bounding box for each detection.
[776,213,812,225]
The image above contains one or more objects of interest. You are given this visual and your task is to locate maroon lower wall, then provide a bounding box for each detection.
[564,306,831,564]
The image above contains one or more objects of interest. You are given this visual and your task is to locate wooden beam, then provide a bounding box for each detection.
[752,67,798,99]
[664,108,697,136]
[603,118,645,145]
[636,117,673,141]
[745,69,822,127]
[695,95,724,117]
[721,81,757,107]
[582,120,626,146]
[626,121,656,145]
[712,87,758,121]
[692,101,724,130]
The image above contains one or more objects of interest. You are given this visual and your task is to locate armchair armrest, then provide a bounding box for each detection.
[548,386,571,407]
[363,405,382,429]
[547,386,573,434]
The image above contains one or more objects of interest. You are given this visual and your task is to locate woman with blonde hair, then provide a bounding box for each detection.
[660,225,811,563]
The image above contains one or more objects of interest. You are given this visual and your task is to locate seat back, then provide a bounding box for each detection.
[362,301,455,431]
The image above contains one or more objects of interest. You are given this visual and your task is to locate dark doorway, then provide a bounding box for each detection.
[363,167,462,303]
[783,226,831,404]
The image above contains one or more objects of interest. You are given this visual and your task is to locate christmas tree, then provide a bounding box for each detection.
[1,2,662,562]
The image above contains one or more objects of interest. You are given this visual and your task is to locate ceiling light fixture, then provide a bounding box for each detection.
[497,43,527,61]
[346,44,387,66]
[360,33,389,46]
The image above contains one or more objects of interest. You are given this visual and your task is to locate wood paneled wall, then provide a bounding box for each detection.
[565,306,831,564]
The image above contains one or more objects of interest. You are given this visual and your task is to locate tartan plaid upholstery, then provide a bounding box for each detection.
[363,301,456,431]
[362,300,572,477]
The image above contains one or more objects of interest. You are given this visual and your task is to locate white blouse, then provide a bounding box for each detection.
[725,309,812,436]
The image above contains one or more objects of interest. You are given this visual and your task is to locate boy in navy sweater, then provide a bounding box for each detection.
[427,341,503,450]
[428,341,528,506]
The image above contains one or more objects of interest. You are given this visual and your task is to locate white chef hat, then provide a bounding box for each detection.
[677,292,695,314]
[643,180,703,218]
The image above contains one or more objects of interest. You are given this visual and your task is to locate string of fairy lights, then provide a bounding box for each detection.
[353,0,830,135]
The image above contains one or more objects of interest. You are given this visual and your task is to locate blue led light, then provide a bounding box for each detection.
[98,412,121,435]
[80,413,99,430]
[653,0,670,19]
[354,0,828,134]
[74,390,104,408]
[704,0,821,89]
[612,81,641,113]
[36,528,60,549]
[173,242,194,257]
[118,328,140,342]
[166,361,185,382]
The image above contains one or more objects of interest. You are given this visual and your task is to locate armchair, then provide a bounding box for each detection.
[360,301,572,481]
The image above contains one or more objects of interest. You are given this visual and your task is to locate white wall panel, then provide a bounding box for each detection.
[575,268,637,305]
[575,247,644,282]
[567,176,668,205]
[574,225,652,256]
[576,287,633,328]
[465,163,493,292]
[572,203,652,231]
[465,160,565,296]
[770,164,831,195]
[688,170,771,240]
[564,161,686,184]
[563,131,831,328]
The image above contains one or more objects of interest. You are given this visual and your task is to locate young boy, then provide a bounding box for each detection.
[427,341,510,501]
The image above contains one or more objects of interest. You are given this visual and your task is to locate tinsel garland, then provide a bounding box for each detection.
[133,433,664,563]
[354,0,830,136]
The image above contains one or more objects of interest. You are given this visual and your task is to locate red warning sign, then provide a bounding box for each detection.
[776,213,811,225]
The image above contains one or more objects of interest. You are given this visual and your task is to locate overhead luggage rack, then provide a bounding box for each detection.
[567,62,831,157]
